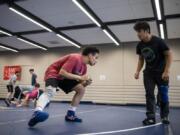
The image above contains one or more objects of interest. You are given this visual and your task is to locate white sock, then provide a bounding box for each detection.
[35,93,49,111]
[35,86,56,111]
[69,106,77,112]
[35,106,43,111]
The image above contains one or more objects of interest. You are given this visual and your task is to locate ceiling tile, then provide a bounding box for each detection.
[0,5,41,32]
[24,32,73,47]
[164,0,180,15]
[85,0,154,22]
[16,0,93,27]
[63,28,113,45]
[167,19,180,39]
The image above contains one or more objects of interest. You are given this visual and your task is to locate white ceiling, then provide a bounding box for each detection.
[16,0,93,27]
[0,0,180,51]
[164,0,180,15]
[0,36,37,49]
[167,19,180,39]
[23,32,73,48]
[24,27,114,46]
[85,0,154,22]
[0,5,41,32]
[63,28,112,45]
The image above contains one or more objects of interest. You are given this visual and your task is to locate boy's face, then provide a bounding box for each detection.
[88,53,99,66]
[16,72,20,77]
[136,29,149,41]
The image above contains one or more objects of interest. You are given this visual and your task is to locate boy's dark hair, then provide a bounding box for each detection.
[134,21,151,33]
[29,69,34,72]
[15,71,20,74]
[82,47,99,56]
[35,83,40,88]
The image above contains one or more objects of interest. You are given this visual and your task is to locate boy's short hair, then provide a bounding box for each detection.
[29,69,34,72]
[134,21,151,33]
[15,71,20,74]
[35,83,40,88]
[82,47,100,56]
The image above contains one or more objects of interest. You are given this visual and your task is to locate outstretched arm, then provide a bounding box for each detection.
[134,55,144,79]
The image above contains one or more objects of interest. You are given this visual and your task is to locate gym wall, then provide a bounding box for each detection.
[0,39,180,107]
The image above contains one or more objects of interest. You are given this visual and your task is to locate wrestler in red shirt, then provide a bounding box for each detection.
[28,47,99,127]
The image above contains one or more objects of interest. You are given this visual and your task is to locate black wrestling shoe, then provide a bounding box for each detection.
[142,118,156,126]
[28,111,49,127]
[161,117,170,124]
[65,110,82,122]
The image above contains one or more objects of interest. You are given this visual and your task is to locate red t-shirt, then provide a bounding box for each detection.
[26,87,39,99]
[44,53,87,80]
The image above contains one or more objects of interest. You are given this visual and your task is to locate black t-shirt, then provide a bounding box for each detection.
[31,73,37,86]
[136,36,169,73]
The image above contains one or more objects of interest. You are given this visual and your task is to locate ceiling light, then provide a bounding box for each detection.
[17,37,47,50]
[0,45,18,52]
[9,7,52,32]
[159,24,165,39]
[56,34,81,48]
[103,29,120,45]
[72,0,101,27]
[0,30,12,36]
[154,0,162,20]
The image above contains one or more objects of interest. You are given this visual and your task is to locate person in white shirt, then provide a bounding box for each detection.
[4,71,20,107]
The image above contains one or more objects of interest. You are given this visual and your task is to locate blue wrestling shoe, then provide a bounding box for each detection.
[28,111,49,127]
[65,110,82,122]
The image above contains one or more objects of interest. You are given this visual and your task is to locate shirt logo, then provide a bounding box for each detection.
[141,47,156,62]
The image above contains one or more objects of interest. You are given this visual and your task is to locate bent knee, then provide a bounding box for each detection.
[74,85,85,95]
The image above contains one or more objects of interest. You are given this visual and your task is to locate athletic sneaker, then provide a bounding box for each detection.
[65,110,82,122]
[16,104,23,107]
[161,117,170,124]
[28,111,49,127]
[142,118,156,126]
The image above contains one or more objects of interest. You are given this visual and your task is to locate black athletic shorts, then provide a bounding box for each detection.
[45,78,80,94]
[6,85,13,93]
[13,86,24,100]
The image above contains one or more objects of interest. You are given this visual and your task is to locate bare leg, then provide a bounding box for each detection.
[17,95,29,107]
[6,92,13,100]
[4,92,13,107]
[65,84,85,122]
[71,84,85,107]
[23,95,29,106]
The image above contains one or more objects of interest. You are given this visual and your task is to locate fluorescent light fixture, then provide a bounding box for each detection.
[17,37,47,50]
[0,45,18,52]
[159,24,165,39]
[72,0,101,27]
[0,30,12,36]
[155,0,162,20]
[9,7,52,32]
[103,29,120,45]
[56,34,81,48]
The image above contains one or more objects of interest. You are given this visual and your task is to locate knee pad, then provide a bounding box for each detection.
[159,85,169,103]
[45,85,57,98]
